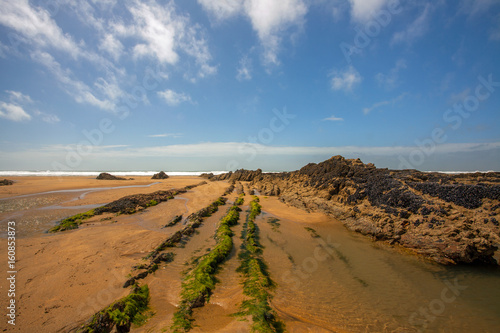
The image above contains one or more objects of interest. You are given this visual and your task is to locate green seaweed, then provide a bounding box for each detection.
[49,209,96,232]
[77,284,150,333]
[171,205,241,332]
[235,195,245,206]
[236,197,285,333]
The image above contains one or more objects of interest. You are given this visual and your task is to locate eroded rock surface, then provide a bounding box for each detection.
[151,171,169,179]
[96,172,126,180]
[0,179,14,186]
[215,156,500,265]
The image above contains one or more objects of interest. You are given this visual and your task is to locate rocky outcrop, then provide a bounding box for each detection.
[163,215,182,228]
[93,181,207,215]
[214,155,500,265]
[151,171,169,179]
[211,169,263,182]
[200,172,214,179]
[0,179,14,186]
[96,172,126,180]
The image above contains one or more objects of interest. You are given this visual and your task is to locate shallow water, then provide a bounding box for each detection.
[0,182,162,238]
[258,211,500,332]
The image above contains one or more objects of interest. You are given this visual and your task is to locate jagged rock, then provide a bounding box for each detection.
[209,155,500,266]
[211,169,263,182]
[163,215,182,228]
[94,189,181,215]
[96,172,126,180]
[93,182,205,216]
[152,252,175,264]
[200,172,214,179]
[0,179,14,186]
[151,171,169,179]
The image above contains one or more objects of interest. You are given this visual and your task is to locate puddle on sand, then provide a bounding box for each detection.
[0,183,162,238]
[257,211,500,333]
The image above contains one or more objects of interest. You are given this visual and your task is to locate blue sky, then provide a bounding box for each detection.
[0,0,499,172]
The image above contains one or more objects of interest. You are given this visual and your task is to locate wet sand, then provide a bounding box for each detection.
[0,177,230,331]
[1,177,499,332]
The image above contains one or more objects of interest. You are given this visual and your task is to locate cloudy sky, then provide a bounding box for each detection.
[0,0,499,172]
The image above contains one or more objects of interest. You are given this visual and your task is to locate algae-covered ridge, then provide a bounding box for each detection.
[49,182,206,233]
[49,209,96,232]
[76,284,150,333]
[235,193,245,206]
[171,199,244,332]
[236,197,285,333]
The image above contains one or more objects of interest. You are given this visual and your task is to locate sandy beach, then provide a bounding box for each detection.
[1,175,500,332]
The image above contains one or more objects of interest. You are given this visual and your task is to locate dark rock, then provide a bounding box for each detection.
[189,294,207,309]
[94,189,182,215]
[0,179,14,186]
[212,155,500,266]
[200,172,214,179]
[123,278,135,288]
[163,215,182,228]
[151,171,169,179]
[409,182,500,209]
[211,169,263,182]
[152,252,175,264]
[96,172,127,180]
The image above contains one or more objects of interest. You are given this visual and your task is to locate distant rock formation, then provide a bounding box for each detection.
[96,172,127,180]
[152,171,169,179]
[213,155,500,266]
[0,179,14,186]
[211,169,263,182]
[199,172,214,179]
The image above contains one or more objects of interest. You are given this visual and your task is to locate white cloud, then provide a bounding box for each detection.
[0,90,36,122]
[179,25,218,80]
[197,0,244,22]
[157,89,193,106]
[31,51,117,111]
[322,115,344,121]
[0,101,31,122]
[0,0,81,58]
[33,110,60,123]
[127,1,179,64]
[244,0,307,66]
[118,0,216,80]
[236,56,252,81]
[375,59,407,90]
[363,93,406,114]
[94,76,124,103]
[99,33,124,61]
[0,90,57,123]
[330,66,362,92]
[348,0,389,22]
[392,4,432,45]
[148,133,183,138]
[6,90,33,104]
[198,0,307,67]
